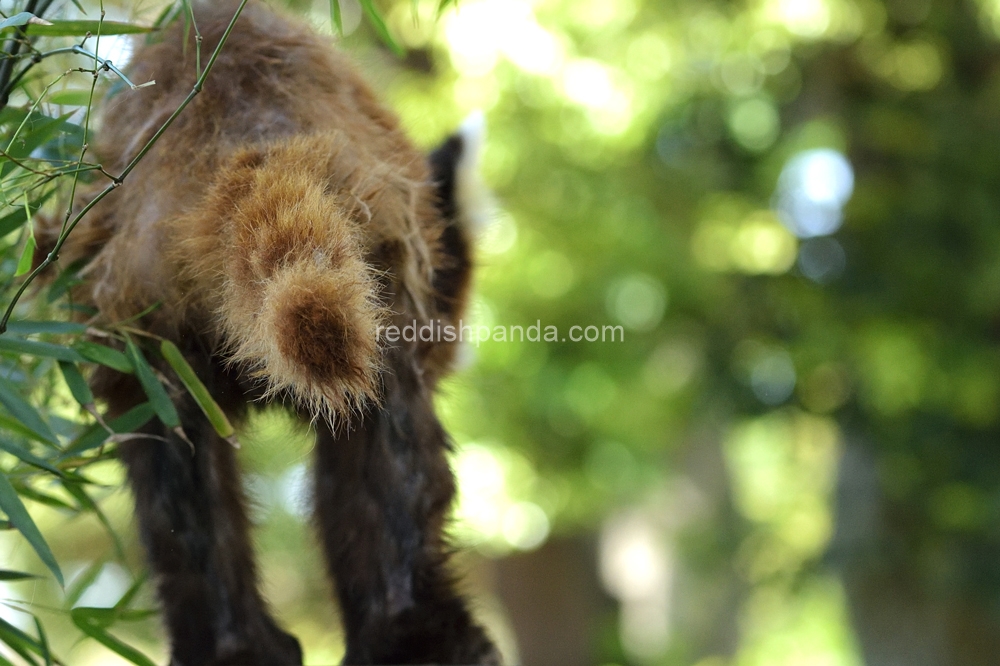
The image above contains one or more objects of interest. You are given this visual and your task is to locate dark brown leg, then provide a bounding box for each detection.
[312,349,499,665]
[113,377,302,666]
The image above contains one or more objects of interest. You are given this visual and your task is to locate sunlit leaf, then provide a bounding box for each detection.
[330,0,342,34]
[0,616,41,666]
[161,340,235,439]
[125,337,179,429]
[0,438,64,476]
[20,20,154,36]
[46,89,93,106]
[71,608,156,666]
[0,471,63,585]
[31,617,50,666]
[60,402,154,458]
[13,235,34,276]
[73,340,132,373]
[65,558,105,607]
[0,338,87,363]
[358,0,404,56]
[58,361,93,407]
[0,380,58,446]
[0,190,53,238]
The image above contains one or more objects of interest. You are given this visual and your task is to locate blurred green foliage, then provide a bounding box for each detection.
[2,0,1000,664]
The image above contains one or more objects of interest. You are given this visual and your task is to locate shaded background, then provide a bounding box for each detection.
[3,0,1000,664]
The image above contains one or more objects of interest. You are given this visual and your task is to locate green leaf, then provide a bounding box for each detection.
[0,338,87,363]
[0,12,39,30]
[19,21,155,36]
[65,558,105,607]
[13,194,34,277]
[161,340,234,439]
[113,573,146,612]
[62,481,125,559]
[58,361,93,407]
[0,616,41,666]
[14,235,34,276]
[0,189,53,237]
[70,608,156,666]
[153,1,183,29]
[125,337,179,429]
[437,0,457,18]
[73,340,132,373]
[4,320,86,335]
[13,485,75,511]
[0,570,38,581]
[0,470,63,585]
[0,380,58,446]
[30,617,50,666]
[60,402,154,458]
[46,258,87,304]
[330,0,342,34]
[359,0,404,56]
[0,438,64,476]
[46,89,93,106]
[2,113,72,173]
[0,412,45,442]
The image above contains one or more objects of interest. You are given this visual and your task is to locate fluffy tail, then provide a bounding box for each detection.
[173,144,386,419]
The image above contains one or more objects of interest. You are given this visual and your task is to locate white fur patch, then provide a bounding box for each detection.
[455,110,495,235]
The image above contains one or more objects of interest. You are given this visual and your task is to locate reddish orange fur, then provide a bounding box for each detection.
[49,1,454,417]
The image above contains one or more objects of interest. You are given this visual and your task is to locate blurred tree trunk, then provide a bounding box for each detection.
[492,536,608,666]
[833,440,1000,666]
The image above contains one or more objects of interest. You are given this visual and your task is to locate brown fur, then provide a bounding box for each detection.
[40,2,494,664]
[53,3,453,416]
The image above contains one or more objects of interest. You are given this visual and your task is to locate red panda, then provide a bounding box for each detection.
[39,1,500,663]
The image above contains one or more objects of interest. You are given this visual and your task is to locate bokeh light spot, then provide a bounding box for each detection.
[774,149,855,238]
[606,274,667,331]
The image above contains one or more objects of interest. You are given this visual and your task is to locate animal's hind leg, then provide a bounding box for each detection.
[312,348,500,665]
[111,376,302,666]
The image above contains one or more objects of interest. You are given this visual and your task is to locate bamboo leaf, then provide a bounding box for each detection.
[436,0,457,18]
[13,485,75,511]
[4,320,86,335]
[14,195,34,277]
[0,338,87,363]
[13,235,34,276]
[0,412,44,442]
[73,341,132,373]
[330,0,342,34]
[0,616,40,666]
[0,570,38,581]
[62,481,125,559]
[65,558,105,607]
[0,190,53,237]
[70,608,156,666]
[0,438,64,476]
[0,380,58,446]
[46,258,87,304]
[58,361,93,407]
[60,402,154,458]
[124,338,179,429]
[0,13,40,30]
[18,21,154,36]
[160,341,234,439]
[47,89,93,106]
[358,0,404,56]
[31,617,50,666]
[0,471,63,585]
